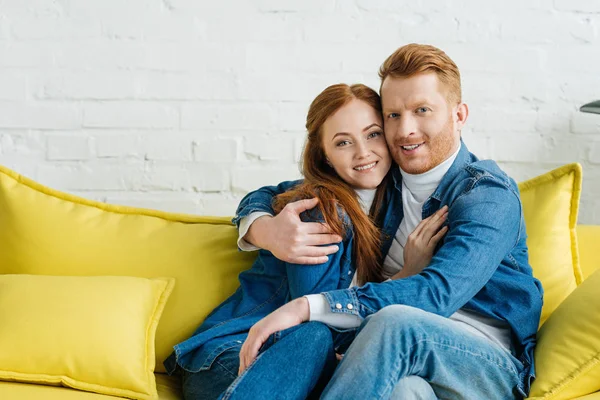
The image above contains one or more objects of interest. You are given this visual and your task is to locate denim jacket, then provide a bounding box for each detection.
[222,141,543,397]
[164,200,357,376]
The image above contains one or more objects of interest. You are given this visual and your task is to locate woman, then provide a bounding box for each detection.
[164,83,446,400]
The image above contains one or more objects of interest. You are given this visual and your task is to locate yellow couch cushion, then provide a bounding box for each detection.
[0,165,257,374]
[576,225,600,280]
[0,275,174,399]
[528,269,600,400]
[0,373,183,400]
[518,163,582,326]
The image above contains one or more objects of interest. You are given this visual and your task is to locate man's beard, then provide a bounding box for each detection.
[395,116,458,174]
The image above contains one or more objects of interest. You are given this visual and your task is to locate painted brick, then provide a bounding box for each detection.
[590,143,600,164]
[188,164,230,192]
[193,138,238,163]
[94,133,143,158]
[46,134,91,160]
[83,102,179,129]
[0,102,81,129]
[232,165,301,193]
[0,1,598,223]
[571,112,600,135]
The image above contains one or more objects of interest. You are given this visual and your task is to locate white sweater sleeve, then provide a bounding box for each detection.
[305,294,363,329]
[237,212,273,251]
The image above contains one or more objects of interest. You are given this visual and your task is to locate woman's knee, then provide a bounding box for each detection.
[299,321,333,350]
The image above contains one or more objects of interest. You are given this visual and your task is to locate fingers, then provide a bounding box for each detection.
[431,225,449,244]
[419,207,448,239]
[304,221,336,235]
[287,197,319,214]
[238,335,262,376]
[305,234,343,247]
[411,206,448,238]
[293,256,329,265]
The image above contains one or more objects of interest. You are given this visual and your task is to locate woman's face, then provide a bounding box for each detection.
[321,99,392,190]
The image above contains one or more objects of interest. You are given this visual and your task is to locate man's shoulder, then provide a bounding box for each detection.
[444,154,519,200]
[465,159,514,187]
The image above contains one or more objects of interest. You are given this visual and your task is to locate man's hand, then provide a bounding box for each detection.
[243,198,342,264]
[238,297,310,375]
[393,206,449,280]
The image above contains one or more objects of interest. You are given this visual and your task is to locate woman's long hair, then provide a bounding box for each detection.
[273,84,390,285]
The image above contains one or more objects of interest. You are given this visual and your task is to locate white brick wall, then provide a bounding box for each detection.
[0,0,599,223]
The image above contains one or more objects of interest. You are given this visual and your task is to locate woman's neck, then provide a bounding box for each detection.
[355,188,377,214]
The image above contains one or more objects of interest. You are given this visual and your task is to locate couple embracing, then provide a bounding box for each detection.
[165,43,543,400]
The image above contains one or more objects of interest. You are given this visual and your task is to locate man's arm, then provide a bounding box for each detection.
[232,179,301,227]
[233,180,342,264]
[320,183,522,320]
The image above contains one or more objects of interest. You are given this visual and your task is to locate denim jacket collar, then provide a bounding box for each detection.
[391,139,471,201]
[431,139,471,202]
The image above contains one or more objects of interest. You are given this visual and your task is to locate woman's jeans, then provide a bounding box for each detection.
[182,321,338,400]
[183,306,524,400]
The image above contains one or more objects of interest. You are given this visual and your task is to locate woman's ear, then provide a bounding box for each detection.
[326,158,333,167]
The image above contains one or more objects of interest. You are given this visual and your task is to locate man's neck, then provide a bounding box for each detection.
[400,144,461,194]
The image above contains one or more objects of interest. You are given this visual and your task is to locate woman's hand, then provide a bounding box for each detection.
[393,206,449,280]
[238,297,310,375]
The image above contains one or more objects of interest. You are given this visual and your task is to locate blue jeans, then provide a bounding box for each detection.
[322,305,524,400]
[182,322,338,400]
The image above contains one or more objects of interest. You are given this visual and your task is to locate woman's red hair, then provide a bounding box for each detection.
[273,84,389,285]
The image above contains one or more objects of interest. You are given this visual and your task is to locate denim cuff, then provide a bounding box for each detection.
[231,202,275,227]
[322,289,361,317]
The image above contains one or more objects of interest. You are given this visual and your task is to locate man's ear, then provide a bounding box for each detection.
[455,103,469,131]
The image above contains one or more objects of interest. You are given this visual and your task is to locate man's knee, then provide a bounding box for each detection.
[369,305,429,326]
[390,376,437,400]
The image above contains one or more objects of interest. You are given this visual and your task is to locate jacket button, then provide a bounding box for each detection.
[347,304,353,310]
[335,303,342,309]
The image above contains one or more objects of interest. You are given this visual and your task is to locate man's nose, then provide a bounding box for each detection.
[396,115,417,139]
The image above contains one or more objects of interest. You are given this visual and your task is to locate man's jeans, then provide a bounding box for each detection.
[322,305,524,400]
[181,321,337,400]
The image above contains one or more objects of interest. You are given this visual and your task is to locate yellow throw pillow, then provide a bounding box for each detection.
[0,164,257,373]
[0,275,174,399]
[518,163,582,326]
[528,269,600,399]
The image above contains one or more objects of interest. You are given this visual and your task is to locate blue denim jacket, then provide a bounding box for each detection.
[164,203,357,376]
[219,142,543,397]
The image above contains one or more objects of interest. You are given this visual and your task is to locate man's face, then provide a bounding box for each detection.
[381,73,466,174]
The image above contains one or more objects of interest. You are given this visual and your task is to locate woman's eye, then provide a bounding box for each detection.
[336,140,350,147]
[367,131,382,139]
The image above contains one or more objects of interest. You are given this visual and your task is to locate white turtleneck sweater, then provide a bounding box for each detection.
[238,145,512,352]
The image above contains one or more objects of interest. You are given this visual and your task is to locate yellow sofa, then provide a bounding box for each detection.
[0,162,598,400]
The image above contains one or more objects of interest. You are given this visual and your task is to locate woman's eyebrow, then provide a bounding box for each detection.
[363,123,381,131]
[332,132,351,141]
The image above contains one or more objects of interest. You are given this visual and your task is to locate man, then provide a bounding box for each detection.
[234,44,543,399]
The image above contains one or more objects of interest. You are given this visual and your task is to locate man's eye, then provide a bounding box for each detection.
[388,113,400,118]
[416,107,428,113]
